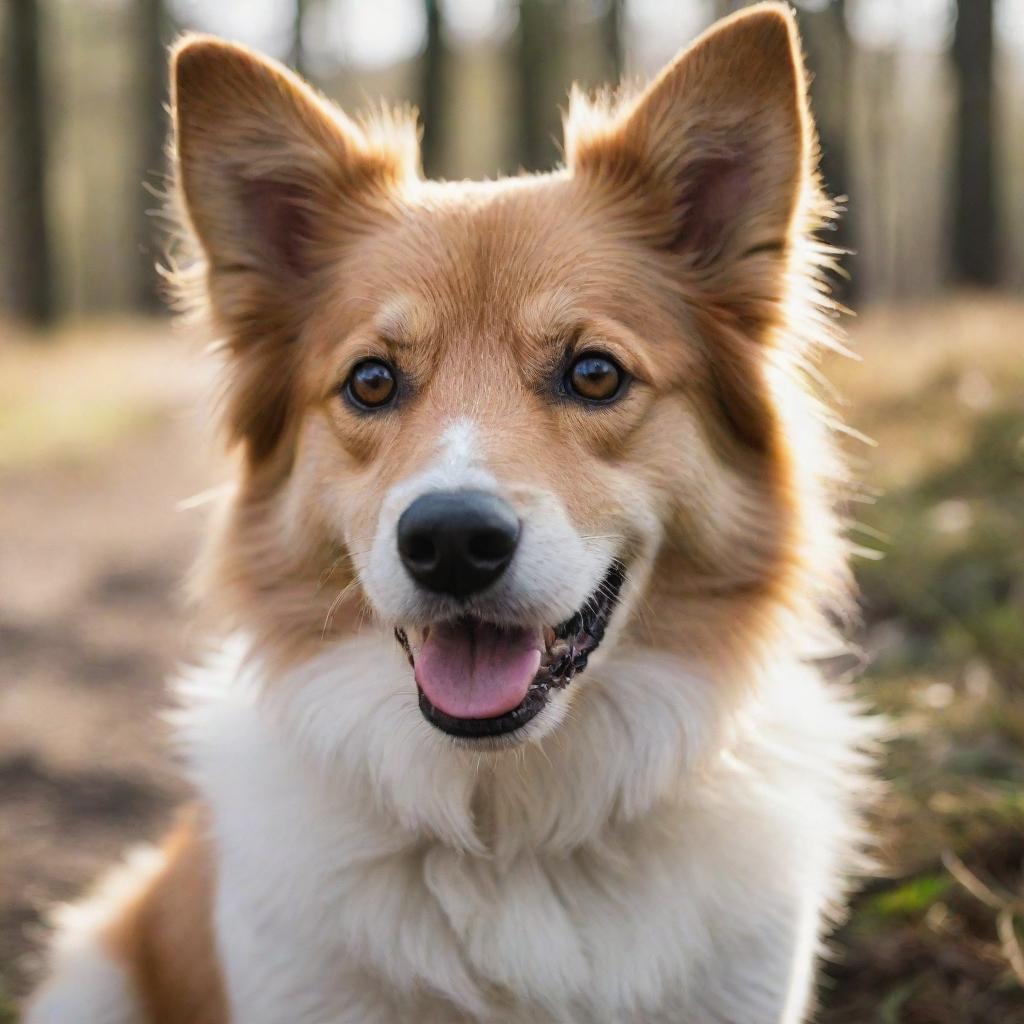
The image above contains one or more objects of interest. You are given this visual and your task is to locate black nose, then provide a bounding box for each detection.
[397,490,520,599]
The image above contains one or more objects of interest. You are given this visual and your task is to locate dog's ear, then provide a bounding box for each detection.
[566,4,812,315]
[170,36,417,461]
[172,35,412,286]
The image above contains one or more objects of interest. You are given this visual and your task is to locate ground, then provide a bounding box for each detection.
[0,321,213,1016]
[1,299,1023,1022]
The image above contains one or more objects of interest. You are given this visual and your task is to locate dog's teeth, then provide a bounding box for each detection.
[393,627,416,667]
[548,639,570,660]
[398,561,621,716]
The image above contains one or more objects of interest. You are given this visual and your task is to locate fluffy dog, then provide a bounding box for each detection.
[27,5,873,1022]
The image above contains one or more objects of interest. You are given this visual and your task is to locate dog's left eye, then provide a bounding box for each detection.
[345,359,397,410]
[565,352,624,404]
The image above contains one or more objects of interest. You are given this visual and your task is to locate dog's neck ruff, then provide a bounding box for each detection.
[174,628,866,861]
[175,632,735,855]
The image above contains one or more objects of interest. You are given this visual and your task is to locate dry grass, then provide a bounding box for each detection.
[0,317,213,469]
[821,295,1024,1023]
[830,295,1024,485]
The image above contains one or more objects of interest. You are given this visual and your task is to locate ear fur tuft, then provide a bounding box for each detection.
[171,34,417,282]
[565,4,813,281]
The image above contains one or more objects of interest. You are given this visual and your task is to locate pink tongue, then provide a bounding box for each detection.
[415,622,543,720]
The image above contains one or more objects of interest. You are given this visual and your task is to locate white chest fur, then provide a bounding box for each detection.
[177,638,869,1024]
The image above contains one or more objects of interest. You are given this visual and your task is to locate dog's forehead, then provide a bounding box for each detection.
[351,177,629,334]
[323,175,697,391]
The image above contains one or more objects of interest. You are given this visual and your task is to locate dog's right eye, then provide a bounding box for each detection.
[565,352,625,404]
[345,359,397,410]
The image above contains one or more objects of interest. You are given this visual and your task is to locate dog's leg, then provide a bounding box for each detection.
[24,848,159,1024]
[25,938,143,1024]
[25,808,226,1024]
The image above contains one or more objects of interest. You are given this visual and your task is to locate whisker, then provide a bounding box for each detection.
[320,578,362,640]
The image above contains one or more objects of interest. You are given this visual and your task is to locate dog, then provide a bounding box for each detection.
[26,5,874,1022]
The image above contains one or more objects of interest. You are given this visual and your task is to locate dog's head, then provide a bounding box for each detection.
[171,4,843,749]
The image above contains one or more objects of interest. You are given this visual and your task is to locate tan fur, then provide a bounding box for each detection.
[102,810,226,1024]
[172,4,845,684]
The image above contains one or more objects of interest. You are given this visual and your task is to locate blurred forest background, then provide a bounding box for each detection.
[1,1,1023,1022]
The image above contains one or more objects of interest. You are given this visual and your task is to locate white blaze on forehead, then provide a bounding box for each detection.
[383,418,490,514]
[439,418,480,471]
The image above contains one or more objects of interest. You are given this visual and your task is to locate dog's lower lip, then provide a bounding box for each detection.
[417,684,548,738]
[396,559,626,740]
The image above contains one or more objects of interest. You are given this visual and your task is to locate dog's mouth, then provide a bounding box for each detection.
[394,561,626,739]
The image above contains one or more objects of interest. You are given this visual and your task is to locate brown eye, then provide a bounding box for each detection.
[346,359,397,410]
[566,353,624,404]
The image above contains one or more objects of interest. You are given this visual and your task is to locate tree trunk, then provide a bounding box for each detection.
[952,0,999,285]
[516,0,564,172]
[135,0,170,311]
[420,0,446,179]
[600,0,625,84]
[4,0,54,327]
[290,0,308,77]
[801,0,856,303]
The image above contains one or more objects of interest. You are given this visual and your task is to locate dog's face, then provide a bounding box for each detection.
[173,6,829,747]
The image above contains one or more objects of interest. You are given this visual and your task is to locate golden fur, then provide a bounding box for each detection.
[168,5,848,674]
[102,812,226,1024]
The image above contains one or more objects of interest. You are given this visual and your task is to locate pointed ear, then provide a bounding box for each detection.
[171,34,416,289]
[170,36,417,463]
[566,4,812,292]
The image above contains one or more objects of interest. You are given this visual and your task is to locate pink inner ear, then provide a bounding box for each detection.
[669,154,752,262]
[240,178,313,277]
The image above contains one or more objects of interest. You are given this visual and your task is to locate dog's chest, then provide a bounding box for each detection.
[217,813,710,1022]
[209,757,806,1024]
[212,755,632,1017]
[189,654,860,1023]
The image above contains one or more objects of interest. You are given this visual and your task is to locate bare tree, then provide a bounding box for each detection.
[516,0,565,172]
[801,0,856,301]
[600,0,625,83]
[952,0,999,285]
[4,0,54,326]
[291,0,309,77]
[135,0,171,311]
[420,0,446,178]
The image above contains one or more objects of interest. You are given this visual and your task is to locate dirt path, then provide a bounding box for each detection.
[0,327,214,997]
